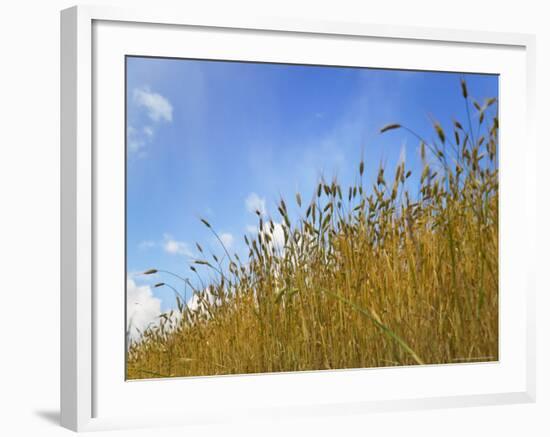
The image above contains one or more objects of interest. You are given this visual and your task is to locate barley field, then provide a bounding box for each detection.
[126,79,498,379]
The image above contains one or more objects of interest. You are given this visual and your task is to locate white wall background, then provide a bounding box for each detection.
[0,1,546,435]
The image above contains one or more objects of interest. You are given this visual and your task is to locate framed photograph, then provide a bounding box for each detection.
[61,5,536,432]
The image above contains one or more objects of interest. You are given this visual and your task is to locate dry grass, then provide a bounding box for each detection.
[127,79,499,379]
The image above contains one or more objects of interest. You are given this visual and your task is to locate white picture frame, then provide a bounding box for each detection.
[60,5,536,432]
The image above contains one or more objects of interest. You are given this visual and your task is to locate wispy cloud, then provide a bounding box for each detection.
[133,87,173,122]
[138,240,156,250]
[127,124,159,157]
[163,234,193,257]
[143,125,154,137]
[137,235,193,257]
[127,126,145,153]
[219,232,234,249]
[245,192,266,216]
[128,87,173,156]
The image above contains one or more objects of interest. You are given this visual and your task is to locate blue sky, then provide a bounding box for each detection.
[125,56,498,324]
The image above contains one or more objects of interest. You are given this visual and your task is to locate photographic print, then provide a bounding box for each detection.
[125,57,498,379]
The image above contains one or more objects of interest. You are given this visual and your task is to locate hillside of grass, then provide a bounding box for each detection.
[127,80,499,379]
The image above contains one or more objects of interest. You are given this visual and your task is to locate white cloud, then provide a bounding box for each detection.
[186,287,217,316]
[246,221,285,253]
[127,125,145,153]
[267,222,285,252]
[126,278,161,341]
[133,87,173,122]
[219,232,234,249]
[127,125,153,158]
[163,234,193,257]
[128,88,173,157]
[245,192,267,216]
